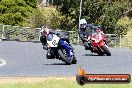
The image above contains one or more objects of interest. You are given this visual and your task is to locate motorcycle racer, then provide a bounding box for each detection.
[79,19,99,50]
[40,25,50,50]
[40,25,73,61]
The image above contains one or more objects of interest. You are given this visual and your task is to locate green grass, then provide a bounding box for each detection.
[0,79,131,88]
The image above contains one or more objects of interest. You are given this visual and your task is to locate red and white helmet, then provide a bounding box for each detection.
[40,26,49,36]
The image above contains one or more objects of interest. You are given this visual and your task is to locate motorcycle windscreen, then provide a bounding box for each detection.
[47,34,53,41]
[91,29,99,36]
[92,32,98,36]
[91,30,102,40]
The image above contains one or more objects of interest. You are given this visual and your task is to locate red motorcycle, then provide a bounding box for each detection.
[87,29,111,56]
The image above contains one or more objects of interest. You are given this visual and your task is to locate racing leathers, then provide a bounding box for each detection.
[79,24,98,50]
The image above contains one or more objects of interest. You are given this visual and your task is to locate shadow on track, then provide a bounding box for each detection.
[83,53,105,56]
[44,63,69,65]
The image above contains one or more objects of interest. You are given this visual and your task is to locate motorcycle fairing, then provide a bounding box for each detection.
[47,34,60,47]
[60,39,71,58]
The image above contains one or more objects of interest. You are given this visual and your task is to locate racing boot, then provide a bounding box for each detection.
[85,46,89,50]
[42,44,48,50]
[84,42,90,50]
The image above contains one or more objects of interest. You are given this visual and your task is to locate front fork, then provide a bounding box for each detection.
[62,45,71,58]
[60,40,71,58]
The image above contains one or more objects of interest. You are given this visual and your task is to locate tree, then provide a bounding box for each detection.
[27,6,62,29]
[0,0,37,26]
[53,0,132,34]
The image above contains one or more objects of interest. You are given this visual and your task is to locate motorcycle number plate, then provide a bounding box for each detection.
[47,35,60,47]
[52,40,57,46]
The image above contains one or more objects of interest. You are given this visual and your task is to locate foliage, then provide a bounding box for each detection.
[53,0,132,34]
[27,6,61,29]
[0,0,37,26]
[0,0,132,34]
[116,16,132,35]
[27,8,44,28]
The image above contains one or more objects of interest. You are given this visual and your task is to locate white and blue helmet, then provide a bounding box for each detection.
[80,19,87,29]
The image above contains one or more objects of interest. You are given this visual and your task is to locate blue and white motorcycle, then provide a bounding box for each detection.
[46,34,77,65]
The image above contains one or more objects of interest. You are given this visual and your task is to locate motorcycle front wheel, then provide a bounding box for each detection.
[101,45,111,56]
[58,49,71,65]
[72,56,77,64]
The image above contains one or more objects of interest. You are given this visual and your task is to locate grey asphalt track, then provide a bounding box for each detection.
[0,41,132,76]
